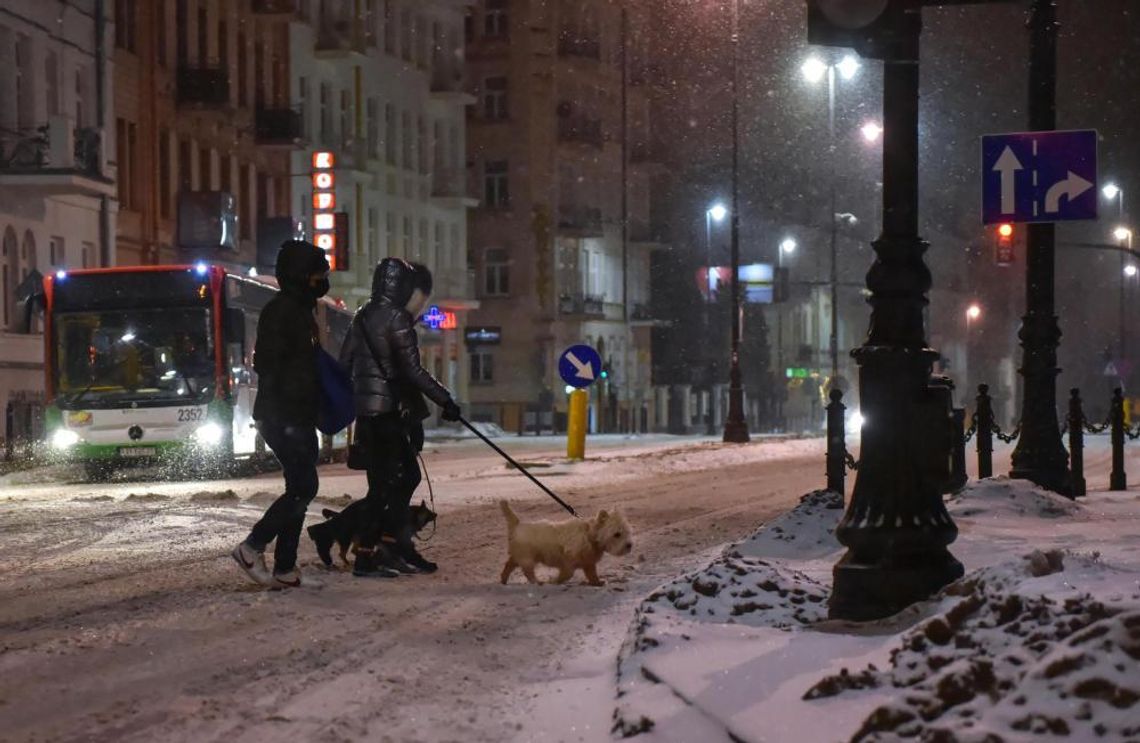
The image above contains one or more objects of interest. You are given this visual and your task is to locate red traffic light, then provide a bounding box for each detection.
[998,223,1014,238]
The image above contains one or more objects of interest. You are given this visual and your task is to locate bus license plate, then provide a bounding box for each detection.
[119,447,156,458]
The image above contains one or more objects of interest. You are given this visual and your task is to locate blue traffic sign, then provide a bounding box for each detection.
[982,129,1097,225]
[559,344,602,389]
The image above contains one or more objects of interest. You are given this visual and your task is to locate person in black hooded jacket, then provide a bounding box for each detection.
[311,258,459,577]
[231,240,331,589]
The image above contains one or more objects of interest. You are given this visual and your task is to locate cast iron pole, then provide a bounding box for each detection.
[1009,0,1070,493]
[829,1,963,621]
[724,0,750,443]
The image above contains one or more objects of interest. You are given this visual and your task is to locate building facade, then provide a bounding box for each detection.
[288,0,477,417]
[465,0,668,433]
[0,0,116,449]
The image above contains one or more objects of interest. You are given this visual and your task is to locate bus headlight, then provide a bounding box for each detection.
[194,423,225,447]
[52,429,81,450]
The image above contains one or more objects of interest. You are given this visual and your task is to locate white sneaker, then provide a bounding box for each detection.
[271,568,302,589]
[231,542,272,586]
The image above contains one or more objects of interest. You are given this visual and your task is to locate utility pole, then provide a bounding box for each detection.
[1009,0,1070,493]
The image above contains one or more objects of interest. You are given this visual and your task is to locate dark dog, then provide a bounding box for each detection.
[314,500,437,567]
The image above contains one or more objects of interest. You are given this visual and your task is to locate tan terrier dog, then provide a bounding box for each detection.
[499,500,633,586]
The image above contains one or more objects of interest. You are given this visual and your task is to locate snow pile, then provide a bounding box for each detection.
[424,421,506,441]
[809,553,1140,741]
[735,489,844,560]
[613,479,1140,742]
[643,555,828,629]
[948,476,1081,519]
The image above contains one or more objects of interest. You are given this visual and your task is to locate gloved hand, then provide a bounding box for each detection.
[441,400,462,422]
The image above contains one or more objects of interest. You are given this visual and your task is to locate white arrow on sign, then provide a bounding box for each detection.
[992,146,1023,214]
[1044,171,1093,214]
[566,352,595,381]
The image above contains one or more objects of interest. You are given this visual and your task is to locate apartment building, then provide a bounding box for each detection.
[465,0,669,433]
[289,0,477,413]
[0,0,116,446]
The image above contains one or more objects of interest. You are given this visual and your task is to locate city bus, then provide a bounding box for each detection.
[42,263,353,479]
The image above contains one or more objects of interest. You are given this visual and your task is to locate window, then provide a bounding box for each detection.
[220,154,232,195]
[364,0,377,46]
[176,0,188,63]
[218,19,229,70]
[240,164,253,239]
[199,147,213,190]
[237,32,248,107]
[434,222,445,270]
[1,228,14,330]
[367,209,378,261]
[116,119,139,209]
[15,34,32,130]
[81,242,93,269]
[465,11,474,44]
[384,0,396,55]
[159,129,172,219]
[484,248,509,296]
[484,0,508,38]
[418,218,429,263]
[179,138,194,191]
[384,103,397,165]
[402,216,413,256]
[416,116,427,174]
[49,237,64,267]
[75,70,87,127]
[484,161,509,209]
[386,211,397,254]
[298,77,311,139]
[156,0,167,66]
[470,351,493,383]
[254,41,265,106]
[45,52,59,117]
[483,76,508,120]
[367,98,380,158]
[402,111,413,169]
[400,8,412,62]
[115,0,137,52]
[320,83,332,145]
[340,89,352,149]
[450,224,461,277]
[197,7,208,63]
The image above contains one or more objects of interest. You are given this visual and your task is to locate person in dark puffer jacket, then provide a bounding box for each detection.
[311,258,460,578]
[231,240,330,589]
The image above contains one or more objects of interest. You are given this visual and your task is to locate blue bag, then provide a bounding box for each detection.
[316,347,355,435]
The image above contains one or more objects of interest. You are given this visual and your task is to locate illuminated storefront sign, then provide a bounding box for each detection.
[421,305,458,330]
[311,151,338,269]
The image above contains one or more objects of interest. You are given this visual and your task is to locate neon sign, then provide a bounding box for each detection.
[311,150,337,268]
[421,305,457,330]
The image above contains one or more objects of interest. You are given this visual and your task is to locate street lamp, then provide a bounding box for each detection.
[1114,226,1132,243]
[966,304,981,321]
[775,237,798,430]
[723,0,749,443]
[704,202,728,434]
[780,238,797,259]
[1115,225,1134,360]
[861,121,883,143]
[803,54,860,388]
[1124,265,1137,278]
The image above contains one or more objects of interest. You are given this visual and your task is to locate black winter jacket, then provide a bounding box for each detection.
[252,242,330,426]
[340,258,452,418]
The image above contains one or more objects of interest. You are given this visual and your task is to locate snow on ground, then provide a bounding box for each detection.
[614,478,1140,742]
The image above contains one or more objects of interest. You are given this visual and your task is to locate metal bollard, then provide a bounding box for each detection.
[949,408,968,492]
[826,389,846,495]
[1111,387,1127,491]
[976,384,994,479]
[1068,388,1086,498]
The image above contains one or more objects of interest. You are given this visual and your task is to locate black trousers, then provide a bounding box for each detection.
[246,422,320,573]
[355,413,421,549]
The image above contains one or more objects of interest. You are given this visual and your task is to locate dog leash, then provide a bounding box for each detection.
[458,415,579,518]
[415,451,437,542]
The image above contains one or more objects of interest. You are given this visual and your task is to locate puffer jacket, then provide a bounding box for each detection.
[252,240,330,426]
[340,258,452,418]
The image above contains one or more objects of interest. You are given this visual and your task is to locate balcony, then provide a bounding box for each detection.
[177,65,230,108]
[430,65,476,105]
[431,169,479,208]
[255,107,305,147]
[315,19,365,57]
[557,36,601,60]
[559,293,605,318]
[0,118,115,198]
[252,0,296,15]
[557,117,603,149]
[557,206,603,237]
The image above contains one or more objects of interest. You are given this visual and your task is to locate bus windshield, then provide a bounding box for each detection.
[54,307,216,408]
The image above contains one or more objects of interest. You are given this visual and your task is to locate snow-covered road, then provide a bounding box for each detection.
[0,434,826,742]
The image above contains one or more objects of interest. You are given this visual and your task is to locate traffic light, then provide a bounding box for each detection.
[600,360,612,381]
[806,0,919,60]
[995,222,1015,266]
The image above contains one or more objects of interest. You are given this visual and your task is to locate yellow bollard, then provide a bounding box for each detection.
[567,388,588,460]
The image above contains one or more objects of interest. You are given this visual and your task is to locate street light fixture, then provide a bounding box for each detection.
[1124,265,1137,278]
[1114,226,1132,243]
[780,238,797,255]
[1103,183,1121,202]
[861,121,883,143]
[966,304,981,321]
[803,54,859,387]
[708,203,728,223]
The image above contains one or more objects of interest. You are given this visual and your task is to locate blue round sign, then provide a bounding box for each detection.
[559,344,602,388]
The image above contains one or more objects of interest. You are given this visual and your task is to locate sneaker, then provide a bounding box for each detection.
[378,544,419,575]
[231,542,272,586]
[307,523,335,568]
[272,568,303,589]
[352,551,400,579]
[399,543,438,574]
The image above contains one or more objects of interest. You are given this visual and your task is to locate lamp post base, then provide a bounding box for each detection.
[830,548,964,622]
[723,418,750,443]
